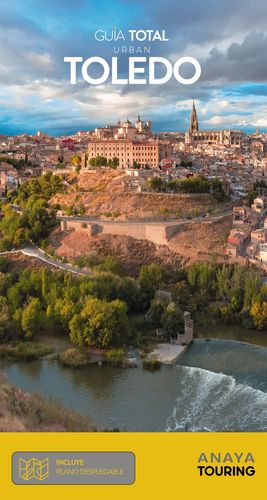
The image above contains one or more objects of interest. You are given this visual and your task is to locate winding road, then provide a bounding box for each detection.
[0,244,92,277]
[2,204,232,276]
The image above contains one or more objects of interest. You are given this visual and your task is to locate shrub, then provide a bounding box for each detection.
[159,207,170,216]
[58,348,90,369]
[0,342,53,361]
[106,348,127,368]
[94,256,121,274]
[0,257,9,272]
[142,358,161,371]
[73,254,100,269]
[6,387,97,431]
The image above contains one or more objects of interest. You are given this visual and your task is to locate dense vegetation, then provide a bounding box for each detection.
[0,342,52,361]
[8,170,64,206]
[0,172,64,250]
[0,203,57,250]
[0,263,163,348]
[170,263,267,331]
[146,174,227,201]
[0,259,265,358]
[88,156,119,169]
[73,255,121,274]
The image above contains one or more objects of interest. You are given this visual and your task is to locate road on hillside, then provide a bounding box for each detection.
[22,245,92,276]
[57,210,233,225]
[9,201,232,224]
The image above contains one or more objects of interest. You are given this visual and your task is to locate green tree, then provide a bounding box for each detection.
[216,265,233,300]
[69,297,128,348]
[108,157,119,169]
[94,256,121,274]
[71,154,82,167]
[53,298,77,332]
[161,302,184,336]
[146,176,165,192]
[243,270,261,310]
[178,174,210,194]
[148,299,165,324]
[69,315,84,346]
[173,280,191,306]
[0,257,9,272]
[187,262,216,295]
[89,156,107,168]
[0,272,10,295]
[250,302,267,330]
[211,177,227,201]
[0,198,57,248]
[21,297,43,338]
[0,296,10,340]
[139,264,165,307]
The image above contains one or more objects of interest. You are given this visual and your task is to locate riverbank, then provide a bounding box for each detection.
[0,342,53,362]
[36,319,267,365]
[0,375,97,432]
[34,322,267,369]
[148,343,187,363]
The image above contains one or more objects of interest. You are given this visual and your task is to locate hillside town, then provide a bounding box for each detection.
[0,103,266,272]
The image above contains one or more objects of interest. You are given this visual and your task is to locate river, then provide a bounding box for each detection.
[1,338,267,432]
[196,323,267,347]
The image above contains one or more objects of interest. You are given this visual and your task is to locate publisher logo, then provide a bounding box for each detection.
[196,451,256,477]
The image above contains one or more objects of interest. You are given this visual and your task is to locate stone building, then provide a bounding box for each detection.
[93,116,152,141]
[177,312,194,346]
[185,102,243,146]
[87,138,159,168]
[134,115,152,135]
[0,163,19,189]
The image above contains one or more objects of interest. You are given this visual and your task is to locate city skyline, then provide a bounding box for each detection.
[1,1,267,135]
[0,105,263,139]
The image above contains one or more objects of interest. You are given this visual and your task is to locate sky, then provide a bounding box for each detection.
[1,0,267,135]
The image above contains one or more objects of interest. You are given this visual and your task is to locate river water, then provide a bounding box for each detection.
[1,338,267,432]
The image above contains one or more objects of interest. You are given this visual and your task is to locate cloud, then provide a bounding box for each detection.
[140,0,267,46]
[203,32,267,82]
[252,118,267,127]
[1,1,267,133]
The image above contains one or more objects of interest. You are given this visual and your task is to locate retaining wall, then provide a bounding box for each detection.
[61,219,182,245]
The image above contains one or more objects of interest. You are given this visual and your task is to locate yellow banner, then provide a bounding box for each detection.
[0,432,263,499]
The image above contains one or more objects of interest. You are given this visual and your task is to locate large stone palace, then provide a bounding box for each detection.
[185,102,243,146]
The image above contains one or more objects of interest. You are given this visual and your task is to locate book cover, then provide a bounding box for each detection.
[0,0,266,498]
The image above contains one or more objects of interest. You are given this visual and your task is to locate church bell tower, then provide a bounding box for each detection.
[189,101,199,134]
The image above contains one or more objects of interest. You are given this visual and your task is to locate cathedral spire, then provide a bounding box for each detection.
[189,100,198,134]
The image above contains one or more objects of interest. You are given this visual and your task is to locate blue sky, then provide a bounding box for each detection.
[1,0,267,135]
